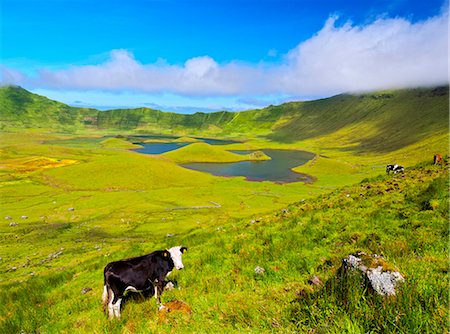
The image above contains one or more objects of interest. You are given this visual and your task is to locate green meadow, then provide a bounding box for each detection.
[0,86,448,333]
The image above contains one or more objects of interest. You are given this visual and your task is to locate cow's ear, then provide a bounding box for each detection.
[180,247,187,253]
[163,251,170,258]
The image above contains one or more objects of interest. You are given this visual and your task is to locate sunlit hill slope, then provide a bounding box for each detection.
[1,85,448,155]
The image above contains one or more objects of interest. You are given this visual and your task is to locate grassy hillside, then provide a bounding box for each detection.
[1,86,448,156]
[0,85,448,332]
[0,161,447,333]
[267,87,449,153]
[0,85,97,129]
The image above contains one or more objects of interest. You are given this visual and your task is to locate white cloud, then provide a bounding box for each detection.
[280,14,449,95]
[2,12,448,99]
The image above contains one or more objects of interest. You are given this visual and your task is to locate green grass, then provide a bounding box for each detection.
[1,162,447,333]
[99,137,143,149]
[0,85,448,333]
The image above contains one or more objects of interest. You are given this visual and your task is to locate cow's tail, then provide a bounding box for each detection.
[102,274,111,311]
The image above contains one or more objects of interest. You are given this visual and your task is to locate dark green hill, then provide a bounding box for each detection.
[266,86,449,152]
[1,85,448,154]
[0,85,97,129]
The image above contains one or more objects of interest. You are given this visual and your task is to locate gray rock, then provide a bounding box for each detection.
[9,222,18,227]
[342,252,404,296]
[367,267,404,296]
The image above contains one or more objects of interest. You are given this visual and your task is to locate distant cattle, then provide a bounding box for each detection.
[102,246,187,319]
[434,154,443,165]
[386,164,404,174]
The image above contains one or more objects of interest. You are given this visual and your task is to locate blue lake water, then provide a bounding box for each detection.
[181,149,315,183]
[134,142,191,154]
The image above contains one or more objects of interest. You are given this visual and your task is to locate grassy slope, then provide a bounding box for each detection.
[0,85,448,332]
[0,163,447,333]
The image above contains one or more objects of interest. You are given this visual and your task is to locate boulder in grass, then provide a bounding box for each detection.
[341,252,404,296]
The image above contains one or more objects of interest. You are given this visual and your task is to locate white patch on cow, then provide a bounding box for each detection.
[113,298,122,318]
[168,246,184,270]
[102,285,108,304]
[164,281,175,291]
[154,286,158,299]
[125,285,139,293]
[107,291,115,319]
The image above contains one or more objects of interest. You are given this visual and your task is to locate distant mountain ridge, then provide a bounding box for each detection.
[1,85,448,153]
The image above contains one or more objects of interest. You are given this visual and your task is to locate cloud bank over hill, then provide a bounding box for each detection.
[1,12,448,101]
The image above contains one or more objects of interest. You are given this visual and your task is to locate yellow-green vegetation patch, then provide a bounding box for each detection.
[173,136,203,143]
[0,156,77,180]
[42,150,214,191]
[143,138,170,143]
[244,150,271,161]
[162,142,252,163]
[99,138,142,149]
[293,155,365,188]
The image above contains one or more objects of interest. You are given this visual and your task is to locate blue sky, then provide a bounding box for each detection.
[1,0,448,112]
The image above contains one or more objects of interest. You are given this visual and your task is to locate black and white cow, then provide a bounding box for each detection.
[386,164,404,174]
[102,246,187,318]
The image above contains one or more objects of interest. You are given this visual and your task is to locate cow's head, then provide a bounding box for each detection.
[168,246,187,270]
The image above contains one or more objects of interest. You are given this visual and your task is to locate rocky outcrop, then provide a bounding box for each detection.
[341,252,404,296]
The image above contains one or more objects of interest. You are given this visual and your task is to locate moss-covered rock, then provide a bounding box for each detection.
[342,252,404,296]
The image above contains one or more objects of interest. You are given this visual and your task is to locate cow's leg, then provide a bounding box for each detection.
[108,291,123,319]
[113,298,122,318]
[154,279,164,309]
[107,290,115,318]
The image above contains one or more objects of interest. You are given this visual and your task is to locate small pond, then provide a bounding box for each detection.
[132,136,239,154]
[134,142,191,154]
